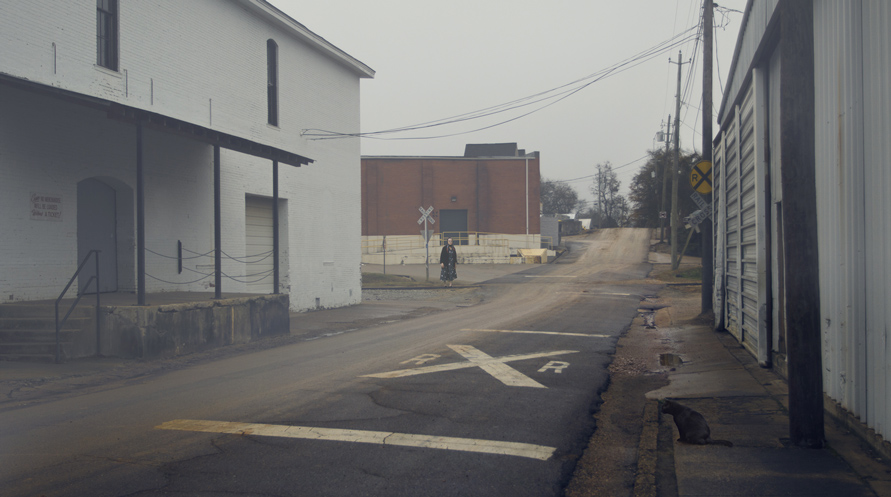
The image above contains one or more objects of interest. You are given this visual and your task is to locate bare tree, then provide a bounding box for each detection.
[591,162,623,225]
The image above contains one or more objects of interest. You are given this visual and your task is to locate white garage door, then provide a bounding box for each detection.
[245,196,274,293]
[716,82,763,358]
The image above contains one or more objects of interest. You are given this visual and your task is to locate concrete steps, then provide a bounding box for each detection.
[0,304,94,362]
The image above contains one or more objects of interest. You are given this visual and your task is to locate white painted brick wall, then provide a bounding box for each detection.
[0,0,367,159]
[0,1,366,310]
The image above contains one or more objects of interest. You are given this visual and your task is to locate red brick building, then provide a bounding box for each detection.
[361,144,540,241]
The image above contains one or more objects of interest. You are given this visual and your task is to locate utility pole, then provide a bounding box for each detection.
[670,51,688,270]
[701,0,714,314]
[780,0,823,449]
[659,118,671,243]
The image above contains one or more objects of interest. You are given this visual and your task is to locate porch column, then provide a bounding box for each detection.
[272,160,280,294]
[136,122,146,306]
[214,145,222,299]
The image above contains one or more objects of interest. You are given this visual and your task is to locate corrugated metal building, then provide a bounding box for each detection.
[712,0,891,448]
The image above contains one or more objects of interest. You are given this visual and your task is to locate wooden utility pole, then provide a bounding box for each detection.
[670,52,687,270]
[780,0,823,448]
[660,118,671,243]
[701,0,714,313]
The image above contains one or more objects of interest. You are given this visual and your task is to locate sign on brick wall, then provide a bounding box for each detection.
[30,192,63,221]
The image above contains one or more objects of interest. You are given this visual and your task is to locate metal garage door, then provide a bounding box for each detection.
[713,134,726,328]
[720,83,761,355]
[245,195,274,293]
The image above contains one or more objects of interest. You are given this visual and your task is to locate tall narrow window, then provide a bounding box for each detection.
[96,0,119,70]
[267,39,279,126]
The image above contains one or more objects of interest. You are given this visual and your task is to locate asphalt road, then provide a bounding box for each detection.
[0,228,660,497]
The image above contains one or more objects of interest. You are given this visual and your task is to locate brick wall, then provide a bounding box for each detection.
[361,157,541,237]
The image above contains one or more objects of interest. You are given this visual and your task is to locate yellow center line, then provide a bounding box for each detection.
[523,275,578,278]
[463,328,610,338]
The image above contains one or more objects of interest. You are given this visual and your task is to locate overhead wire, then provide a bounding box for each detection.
[714,19,726,97]
[302,26,700,141]
[552,154,650,184]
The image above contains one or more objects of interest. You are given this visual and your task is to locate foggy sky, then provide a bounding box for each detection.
[275,0,745,208]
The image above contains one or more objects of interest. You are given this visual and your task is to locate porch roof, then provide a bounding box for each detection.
[0,74,313,167]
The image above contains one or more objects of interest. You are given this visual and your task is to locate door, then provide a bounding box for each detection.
[245,196,274,293]
[77,178,118,293]
[720,83,761,356]
[439,209,468,245]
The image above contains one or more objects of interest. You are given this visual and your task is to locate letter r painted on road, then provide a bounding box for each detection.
[537,361,570,374]
[401,354,441,365]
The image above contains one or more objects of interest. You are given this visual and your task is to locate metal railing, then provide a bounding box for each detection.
[540,235,555,249]
[361,232,512,254]
[55,250,101,364]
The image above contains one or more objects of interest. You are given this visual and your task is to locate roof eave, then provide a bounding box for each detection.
[237,0,375,79]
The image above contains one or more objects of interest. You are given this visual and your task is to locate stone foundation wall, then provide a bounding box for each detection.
[98,294,289,359]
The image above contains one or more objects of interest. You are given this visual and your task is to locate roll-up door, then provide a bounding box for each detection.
[722,83,761,355]
[722,103,741,342]
[713,137,726,329]
[245,196,274,293]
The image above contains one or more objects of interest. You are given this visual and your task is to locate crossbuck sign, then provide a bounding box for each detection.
[418,206,435,280]
[418,206,435,227]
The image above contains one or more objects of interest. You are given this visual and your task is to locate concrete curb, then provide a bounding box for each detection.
[633,399,660,497]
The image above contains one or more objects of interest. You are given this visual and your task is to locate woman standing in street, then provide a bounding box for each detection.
[440,237,458,287]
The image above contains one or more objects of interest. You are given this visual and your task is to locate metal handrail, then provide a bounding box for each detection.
[361,232,514,253]
[55,250,100,364]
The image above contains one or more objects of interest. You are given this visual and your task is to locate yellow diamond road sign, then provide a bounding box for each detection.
[690,161,713,194]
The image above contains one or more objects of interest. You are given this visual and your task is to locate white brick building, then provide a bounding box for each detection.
[0,0,374,312]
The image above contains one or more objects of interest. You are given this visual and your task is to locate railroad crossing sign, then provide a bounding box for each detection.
[690,160,713,194]
[418,206,435,281]
[686,192,713,229]
[417,206,435,225]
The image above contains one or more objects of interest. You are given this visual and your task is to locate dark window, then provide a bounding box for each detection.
[96,0,118,70]
[267,39,278,126]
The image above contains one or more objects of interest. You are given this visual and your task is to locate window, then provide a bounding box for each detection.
[96,0,118,70]
[267,39,279,126]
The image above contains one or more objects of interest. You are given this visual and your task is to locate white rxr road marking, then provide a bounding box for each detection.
[362,345,578,388]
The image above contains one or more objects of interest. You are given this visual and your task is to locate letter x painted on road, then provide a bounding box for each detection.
[362,345,578,388]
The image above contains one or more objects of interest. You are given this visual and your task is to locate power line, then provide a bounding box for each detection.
[714,22,726,96]
[551,155,650,184]
[302,26,700,141]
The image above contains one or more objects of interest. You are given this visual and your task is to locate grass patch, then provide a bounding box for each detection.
[650,264,702,283]
[362,273,431,288]
[676,266,701,280]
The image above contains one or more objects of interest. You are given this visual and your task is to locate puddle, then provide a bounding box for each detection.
[660,353,684,367]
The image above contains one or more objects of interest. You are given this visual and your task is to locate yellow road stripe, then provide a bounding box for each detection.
[156,419,556,460]
[463,328,610,338]
[523,275,578,278]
